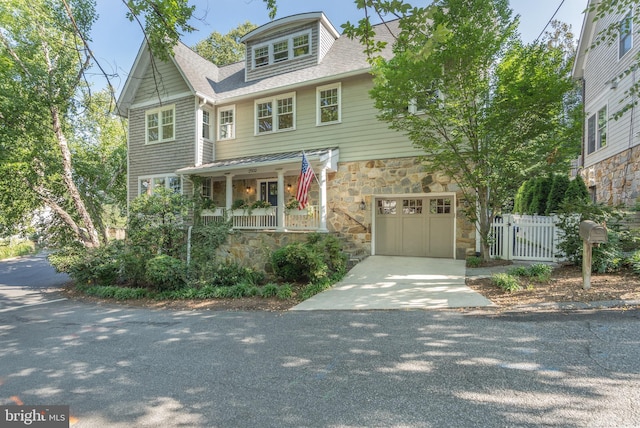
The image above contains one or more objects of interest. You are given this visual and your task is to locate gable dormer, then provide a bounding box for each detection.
[240,12,340,82]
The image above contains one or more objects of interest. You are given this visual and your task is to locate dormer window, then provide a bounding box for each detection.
[252,30,312,69]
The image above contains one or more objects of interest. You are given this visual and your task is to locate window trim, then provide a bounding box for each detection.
[586,105,607,155]
[316,83,342,126]
[251,30,312,69]
[254,92,296,135]
[619,11,633,59]
[138,174,182,196]
[145,104,175,144]
[217,105,236,141]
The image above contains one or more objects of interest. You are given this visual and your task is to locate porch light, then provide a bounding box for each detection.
[287,184,292,191]
[359,200,366,210]
[246,186,251,193]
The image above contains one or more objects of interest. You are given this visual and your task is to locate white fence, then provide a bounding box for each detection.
[200,206,320,231]
[490,214,559,261]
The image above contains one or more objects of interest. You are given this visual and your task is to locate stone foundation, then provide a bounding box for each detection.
[582,146,640,207]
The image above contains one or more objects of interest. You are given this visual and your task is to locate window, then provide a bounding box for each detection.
[293,34,310,57]
[202,109,212,140]
[619,12,633,59]
[146,105,175,144]
[139,174,182,195]
[251,30,312,69]
[254,46,269,68]
[273,40,289,63]
[430,198,452,214]
[403,199,423,215]
[587,106,607,154]
[201,177,212,199]
[317,83,341,125]
[377,200,397,215]
[218,106,235,140]
[255,93,295,134]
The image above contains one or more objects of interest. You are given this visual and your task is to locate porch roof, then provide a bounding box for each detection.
[175,148,339,179]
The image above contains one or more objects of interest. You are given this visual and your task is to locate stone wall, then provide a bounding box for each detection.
[213,156,477,267]
[582,146,640,207]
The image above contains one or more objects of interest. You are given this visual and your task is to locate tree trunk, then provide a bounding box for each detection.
[50,105,101,248]
[477,187,492,262]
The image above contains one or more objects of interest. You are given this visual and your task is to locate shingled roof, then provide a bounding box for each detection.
[117,14,398,114]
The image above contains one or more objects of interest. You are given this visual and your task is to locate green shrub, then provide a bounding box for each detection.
[260,283,279,298]
[491,273,521,292]
[527,263,553,282]
[49,241,125,286]
[629,250,640,275]
[145,254,186,291]
[592,232,624,273]
[84,285,148,300]
[189,222,231,264]
[507,266,530,276]
[271,242,327,283]
[0,240,36,260]
[466,256,483,268]
[276,284,293,300]
[308,233,348,277]
[301,277,333,300]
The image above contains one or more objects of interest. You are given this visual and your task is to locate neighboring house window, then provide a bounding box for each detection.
[202,109,212,140]
[139,174,182,195]
[255,93,295,134]
[587,106,607,154]
[218,106,235,140]
[619,12,633,59]
[251,30,312,69]
[146,105,175,144]
[317,83,341,125]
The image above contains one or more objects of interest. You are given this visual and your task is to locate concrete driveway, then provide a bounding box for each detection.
[292,256,494,310]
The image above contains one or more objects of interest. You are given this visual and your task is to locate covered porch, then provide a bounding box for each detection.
[177,148,339,232]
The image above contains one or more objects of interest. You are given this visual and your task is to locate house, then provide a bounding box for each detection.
[117,12,476,268]
[573,0,640,206]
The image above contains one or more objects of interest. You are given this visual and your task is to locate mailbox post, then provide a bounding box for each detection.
[578,220,608,290]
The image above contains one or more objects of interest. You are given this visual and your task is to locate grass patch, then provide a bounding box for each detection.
[0,241,36,260]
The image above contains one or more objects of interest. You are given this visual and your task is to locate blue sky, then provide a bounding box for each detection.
[90,0,587,95]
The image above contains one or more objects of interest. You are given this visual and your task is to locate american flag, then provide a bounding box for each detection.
[295,152,315,209]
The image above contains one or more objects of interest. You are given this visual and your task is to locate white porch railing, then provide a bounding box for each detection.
[490,214,559,261]
[200,206,320,231]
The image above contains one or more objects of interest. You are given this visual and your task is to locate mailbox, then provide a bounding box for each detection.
[579,220,608,244]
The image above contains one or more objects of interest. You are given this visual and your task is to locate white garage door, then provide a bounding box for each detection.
[374,196,454,258]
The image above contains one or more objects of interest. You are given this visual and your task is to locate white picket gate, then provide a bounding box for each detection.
[490,214,559,261]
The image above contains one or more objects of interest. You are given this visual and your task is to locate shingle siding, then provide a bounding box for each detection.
[245,22,320,82]
[127,96,196,201]
[582,6,639,169]
[132,58,191,105]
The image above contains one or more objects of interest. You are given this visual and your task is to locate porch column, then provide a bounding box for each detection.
[319,167,328,232]
[277,171,285,231]
[225,174,234,220]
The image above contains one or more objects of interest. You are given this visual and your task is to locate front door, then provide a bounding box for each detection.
[260,181,278,206]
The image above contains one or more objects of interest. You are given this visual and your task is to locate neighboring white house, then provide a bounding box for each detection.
[117,12,477,267]
[573,0,640,206]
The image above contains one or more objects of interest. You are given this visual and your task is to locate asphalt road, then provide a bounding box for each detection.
[1,298,639,427]
[0,252,70,313]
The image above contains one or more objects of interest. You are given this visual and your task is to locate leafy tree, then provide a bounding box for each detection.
[193,22,257,66]
[343,0,581,259]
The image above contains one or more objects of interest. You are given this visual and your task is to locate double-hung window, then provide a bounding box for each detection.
[587,106,607,154]
[139,174,182,195]
[619,11,633,59]
[317,83,341,125]
[218,106,235,140]
[202,109,212,140]
[146,105,175,144]
[255,93,295,134]
[251,30,312,69]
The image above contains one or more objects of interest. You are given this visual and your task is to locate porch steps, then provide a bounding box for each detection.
[337,239,368,270]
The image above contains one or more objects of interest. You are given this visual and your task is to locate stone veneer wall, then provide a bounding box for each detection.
[327,157,476,260]
[214,156,477,269]
[581,146,640,207]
